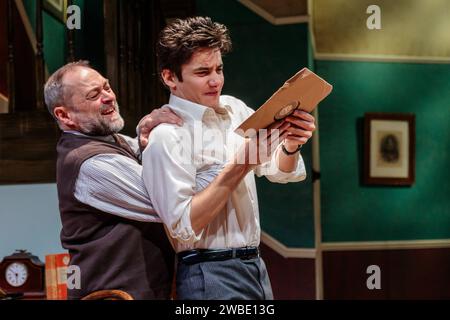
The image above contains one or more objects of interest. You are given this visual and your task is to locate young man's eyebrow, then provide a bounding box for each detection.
[193,65,223,72]
[193,67,211,72]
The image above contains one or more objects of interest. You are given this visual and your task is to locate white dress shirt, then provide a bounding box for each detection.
[141,94,306,252]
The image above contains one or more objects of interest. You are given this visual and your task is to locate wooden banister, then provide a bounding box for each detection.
[6,0,15,113]
[66,0,75,62]
[35,0,44,110]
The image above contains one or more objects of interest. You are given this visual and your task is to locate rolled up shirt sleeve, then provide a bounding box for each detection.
[141,124,203,246]
[255,143,307,183]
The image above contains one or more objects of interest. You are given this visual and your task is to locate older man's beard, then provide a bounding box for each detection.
[78,102,125,136]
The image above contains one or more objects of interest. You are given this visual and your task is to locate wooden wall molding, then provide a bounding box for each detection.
[0,93,8,113]
[321,239,450,251]
[238,0,309,25]
[14,0,37,53]
[314,53,450,64]
[261,231,316,259]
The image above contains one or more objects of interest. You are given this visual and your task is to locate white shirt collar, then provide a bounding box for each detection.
[168,94,209,123]
[168,94,230,123]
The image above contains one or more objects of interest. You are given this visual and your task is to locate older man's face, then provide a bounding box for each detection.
[63,67,124,136]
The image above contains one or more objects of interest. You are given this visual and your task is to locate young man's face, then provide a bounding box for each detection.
[62,67,124,135]
[171,48,224,109]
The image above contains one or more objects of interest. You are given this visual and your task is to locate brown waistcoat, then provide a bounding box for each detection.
[56,132,174,300]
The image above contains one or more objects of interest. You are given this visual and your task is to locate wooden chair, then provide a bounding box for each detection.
[0,287,6,299]
[0,287,23,300]
[81,289,134,300]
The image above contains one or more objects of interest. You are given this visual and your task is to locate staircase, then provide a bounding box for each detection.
[0,0,58,184]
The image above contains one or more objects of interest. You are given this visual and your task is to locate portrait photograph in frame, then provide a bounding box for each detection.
[363,113,415,186]
[43,0,68,23]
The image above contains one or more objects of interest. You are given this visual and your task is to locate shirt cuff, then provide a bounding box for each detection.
[168,203,205,245]
[256,144,307,184]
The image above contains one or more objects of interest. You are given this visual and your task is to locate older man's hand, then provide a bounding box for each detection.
[138,106,183,151]
[282,110,316,152]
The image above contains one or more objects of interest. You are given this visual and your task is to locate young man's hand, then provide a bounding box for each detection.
[282,110,316,152]
[137,106,183,151]
[234,120,290,171]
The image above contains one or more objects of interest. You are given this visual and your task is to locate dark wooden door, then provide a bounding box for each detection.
[0,0,196,184]
[104,0,196,136]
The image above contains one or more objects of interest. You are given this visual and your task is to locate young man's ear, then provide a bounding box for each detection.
[54,106,76,128]
[161,69,178,90]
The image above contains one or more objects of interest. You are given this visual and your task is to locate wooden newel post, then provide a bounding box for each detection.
[35,0,45,109]
[66,0,75,62]
[6,0,16,113]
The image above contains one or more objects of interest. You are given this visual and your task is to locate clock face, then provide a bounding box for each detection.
[5,262,29,287]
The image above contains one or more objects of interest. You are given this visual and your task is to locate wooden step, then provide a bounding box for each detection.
[0,110,60,184]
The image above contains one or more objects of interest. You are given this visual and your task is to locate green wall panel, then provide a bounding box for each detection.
[43,11,66,73]
[317,60,450,242]
[22,0,104,74]
[22,0,66,73]
[197,0,315,247]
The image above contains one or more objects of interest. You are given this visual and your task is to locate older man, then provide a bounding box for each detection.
[44,61,181,299]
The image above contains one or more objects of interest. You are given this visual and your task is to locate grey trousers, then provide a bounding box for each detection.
[176,256,274,300]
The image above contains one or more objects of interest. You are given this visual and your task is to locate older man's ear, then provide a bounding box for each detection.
[54,106,77,129]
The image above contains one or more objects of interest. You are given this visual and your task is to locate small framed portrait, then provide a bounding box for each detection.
[363,113,415,186]
[43,0,68,23]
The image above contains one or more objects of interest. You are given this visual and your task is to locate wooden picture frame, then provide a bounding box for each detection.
[43,0,67,23]
[363,113,415,186]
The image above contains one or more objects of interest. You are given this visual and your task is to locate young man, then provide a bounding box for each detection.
[45,61,182,299]
[141,17,316,299]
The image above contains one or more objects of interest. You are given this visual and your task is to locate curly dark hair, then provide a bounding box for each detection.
[157,16,232,81]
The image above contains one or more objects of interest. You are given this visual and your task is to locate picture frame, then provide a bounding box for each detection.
[43,0,68,23]
[363,113,415,186]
